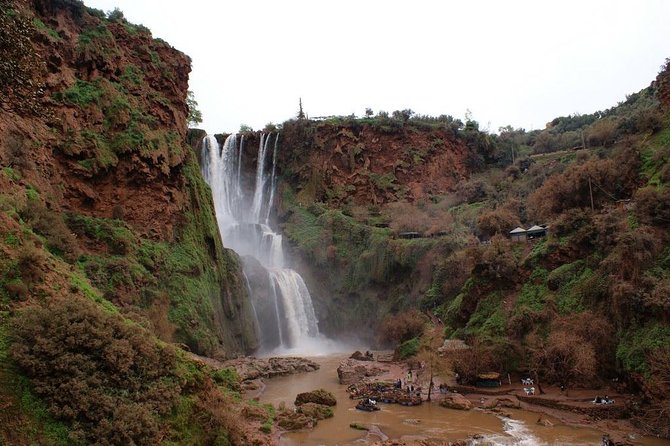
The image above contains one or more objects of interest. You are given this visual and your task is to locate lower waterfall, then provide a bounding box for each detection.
[201,133,328,354]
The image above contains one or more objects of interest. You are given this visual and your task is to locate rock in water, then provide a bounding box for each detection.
[337,358,388,384]
[295,389,337,406]
[297,402,334,420]
[439,394,473,411]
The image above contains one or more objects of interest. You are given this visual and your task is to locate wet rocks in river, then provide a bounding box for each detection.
[439,394,473,411]
[279,389,336,431]
[295,388,337,406]
[337,358,388,384]
[297,402,334,420]
[221,356,320,381]
[350,350,375,361]
[276,410,315,431]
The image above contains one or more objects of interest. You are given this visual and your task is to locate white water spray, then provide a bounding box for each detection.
[201,134,322,353]
[470,416,546,446]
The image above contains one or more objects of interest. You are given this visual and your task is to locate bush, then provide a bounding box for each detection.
[377,309,427,346]
[455,178,493,204]
[527,155,635,220]
[19,200,80,261]
[477,207,520,237]
[11,297,180,445]
[449,341,499,385]
[397,337,420,359]
[533,330,596,386]
[635,187,670,227]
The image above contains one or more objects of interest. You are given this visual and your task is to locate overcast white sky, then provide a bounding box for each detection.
[83,0,669,134]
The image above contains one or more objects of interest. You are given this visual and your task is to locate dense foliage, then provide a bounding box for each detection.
[276,59,670,438]
[11,297,179,445]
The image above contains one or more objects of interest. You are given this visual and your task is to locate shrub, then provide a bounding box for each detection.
[6,133,32,172]
[377,309,427,346]
[474,236,518,286]
[18,201,80,261]
[455,178,493,204]
[397,337,420,359]
[635,187,670,227]
[477,207,520,237]
[10,297,180,445]
[449,341,498,385]
[528,157,622,220]
[533,330,596,386]
[586,118,620,146]
[60,79,103,106]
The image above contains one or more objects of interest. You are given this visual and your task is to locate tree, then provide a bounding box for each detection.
[528,329,597,392]
[297,98,306,120]
[415,326,450,401]
[107,7,125,21]
[392,109,414,122]
[376,309,427,346]
[365,108,374,117]
[186,90,203,126]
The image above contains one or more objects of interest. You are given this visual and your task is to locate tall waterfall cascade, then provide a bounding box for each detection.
[201,134,321,353]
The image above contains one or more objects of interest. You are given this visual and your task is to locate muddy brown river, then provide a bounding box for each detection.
[259,355,670,446]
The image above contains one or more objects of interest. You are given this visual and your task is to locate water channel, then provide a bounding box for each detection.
[259,355,670,446]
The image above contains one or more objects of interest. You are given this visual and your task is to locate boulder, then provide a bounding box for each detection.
[219,356,320,382]
[350,350,374,361]
[337,358,388,384]
[295,388,337,406]
[440,394,473,411]
[497,396,521,409]
[276,410,314,431]
[297,402,334,420]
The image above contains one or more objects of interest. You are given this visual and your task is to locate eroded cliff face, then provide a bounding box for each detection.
[0,0,257,358]
[278,119,471,207]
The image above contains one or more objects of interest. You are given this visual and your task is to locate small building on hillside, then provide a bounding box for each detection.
[510,225,548,241]
[526,225,548,239]
[509,227,527,242]
[477,372,502,387]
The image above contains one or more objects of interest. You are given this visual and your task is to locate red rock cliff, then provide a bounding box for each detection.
[0,0,258,358]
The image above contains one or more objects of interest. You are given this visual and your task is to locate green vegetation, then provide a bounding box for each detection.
[187,90,203,126]
[32,17,61,40]
[60,79,104,106]
[617,323,670,374]
[397,337,420,359]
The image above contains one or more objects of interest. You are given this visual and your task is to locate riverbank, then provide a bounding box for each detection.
[339,352,664,446]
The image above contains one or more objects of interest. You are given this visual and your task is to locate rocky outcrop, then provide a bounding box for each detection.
[295,389,337,407]
[297,402,334,420]
[0,0,258,359]
[337,358,389,384]
[220,356,320,382]
[439,394,473,411]
[276,410,315,431]
[279,120,470,207]
[350,350,375,361]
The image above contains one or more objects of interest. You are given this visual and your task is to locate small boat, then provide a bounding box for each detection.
[356,399,380,412]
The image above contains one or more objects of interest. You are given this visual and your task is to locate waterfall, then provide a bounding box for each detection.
[201,133,321,353]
